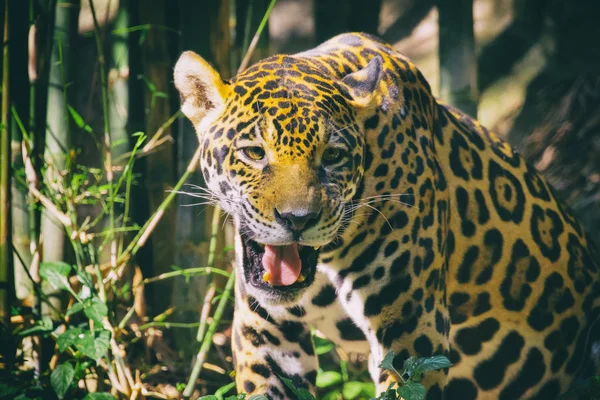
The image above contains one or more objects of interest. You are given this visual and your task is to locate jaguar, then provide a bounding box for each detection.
[173,33,600,399]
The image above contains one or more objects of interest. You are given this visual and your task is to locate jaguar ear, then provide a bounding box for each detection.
[174,51,230,127]
[341,55,383,108]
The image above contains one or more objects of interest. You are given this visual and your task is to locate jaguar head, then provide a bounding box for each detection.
[174,52,382,304]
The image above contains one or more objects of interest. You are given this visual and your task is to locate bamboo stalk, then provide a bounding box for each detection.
[41,0,80,318]
[437,0,478,117]
[0,0,12,329]
[89,0,117,274]
[10,0,32,304]
[138,0,178,316]
[12,4,41,365]
[108,0,132,271]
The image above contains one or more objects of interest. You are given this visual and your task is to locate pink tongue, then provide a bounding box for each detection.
[262,243,302,286]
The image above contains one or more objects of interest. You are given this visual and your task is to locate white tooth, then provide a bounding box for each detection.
[262,271,271,282]
[297,273,305,283]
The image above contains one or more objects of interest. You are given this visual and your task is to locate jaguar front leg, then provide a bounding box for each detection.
[232,287,318,399]
[368,292,451,399]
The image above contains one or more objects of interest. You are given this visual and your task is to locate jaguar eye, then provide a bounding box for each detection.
[241,146,266,161]
[322,147,346,165]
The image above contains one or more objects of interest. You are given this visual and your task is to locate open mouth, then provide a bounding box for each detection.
[241,231,320,293]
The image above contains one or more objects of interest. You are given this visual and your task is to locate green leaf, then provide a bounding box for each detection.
[83,394,117,400]
[313,335,335,355]
[279,376,316,400]
[358,382,375,398]
[411,355,453,374]
[76,329,111,361]
[67,105,93,133]
[0,383,21,397]
[74,360,92,378]
[65,302,84,317]
[341,381,363,399]
[198,397,218,400]
[377,383,400,400]
[396,381,427,400]
[214,381,236,397]
[14,395,37,400]
[40,262,72,291]
[378,351,401,378]
[316,370,342,388]
[51,363,74,399]
[321,391,342,400]
[403,356,418,374]
[225,395,248,400]
[83,297,108,325]
[19,316,53,336]
[76,269,95,290]
[57,327,83,352]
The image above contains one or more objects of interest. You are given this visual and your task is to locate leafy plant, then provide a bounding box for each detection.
[377,351,453,400]
[240,351,453,400]
[313,335,374,400]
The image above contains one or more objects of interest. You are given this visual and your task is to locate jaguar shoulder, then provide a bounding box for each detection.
[174,32,600,399]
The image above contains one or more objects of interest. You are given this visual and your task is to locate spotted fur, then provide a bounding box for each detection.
[174,33,600,399]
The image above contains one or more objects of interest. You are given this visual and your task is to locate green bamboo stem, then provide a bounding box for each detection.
[89,0,117,274]
[0,0,12,328]
[437,0,478,117]
[27,0,39,263]
[26,0,41,330]
[11,0,33,304]
[41,1,79,315]
[108,0,131,268]
[183,269,235,399]
[108,0,130,165]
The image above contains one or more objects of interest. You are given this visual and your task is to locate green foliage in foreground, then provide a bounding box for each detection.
[201,350,452,400]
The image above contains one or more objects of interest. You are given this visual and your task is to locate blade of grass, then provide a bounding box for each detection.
[238,0,277,72]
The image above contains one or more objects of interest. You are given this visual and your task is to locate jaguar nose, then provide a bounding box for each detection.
[274,208,321,233]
